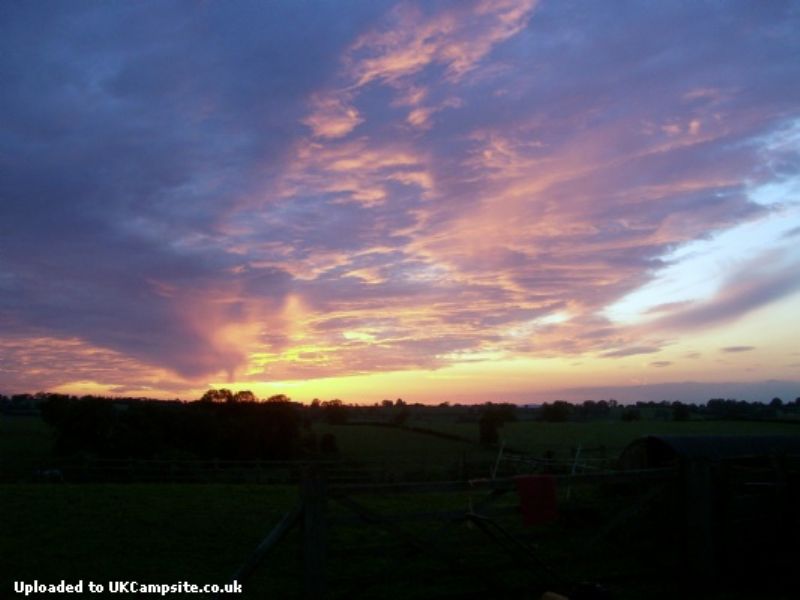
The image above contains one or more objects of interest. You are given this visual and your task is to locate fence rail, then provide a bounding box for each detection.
[329,467,675,496]
[2,453,555,484]
[215,466,679,599]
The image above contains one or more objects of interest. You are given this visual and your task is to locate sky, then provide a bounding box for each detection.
[1,0,799,404]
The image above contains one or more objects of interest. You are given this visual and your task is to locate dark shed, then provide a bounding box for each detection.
[619,434,800,469]
[620,435,800,584]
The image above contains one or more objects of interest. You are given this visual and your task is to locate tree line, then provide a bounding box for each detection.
[31,393,338,461]
[534,397,800,422]
[2,392,798,460]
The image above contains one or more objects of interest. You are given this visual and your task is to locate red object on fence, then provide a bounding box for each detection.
[514,474,558,526]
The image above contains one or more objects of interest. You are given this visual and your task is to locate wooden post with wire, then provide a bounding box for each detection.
[301,467,327,599]
[491,441,505,479]
[684,458,715,580]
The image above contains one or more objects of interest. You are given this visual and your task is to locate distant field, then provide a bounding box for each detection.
[2,417,498,479]
[410,418,800,458]
[4,415,798,475]
[313,422,497,471]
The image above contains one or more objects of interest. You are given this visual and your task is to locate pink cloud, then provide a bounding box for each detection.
[3,1,799,396]
[348,0,538,86]
[303,93,363,139]
[646,251,800,333]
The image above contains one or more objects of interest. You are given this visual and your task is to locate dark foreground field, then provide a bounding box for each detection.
[2,415,799,599]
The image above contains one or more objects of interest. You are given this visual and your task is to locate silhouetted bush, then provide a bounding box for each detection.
[38,396,302,460]
[322,399,349,425]
[479,414,500,445]
[539,401,573,422]
[621,408,641,421]
[671,402,691,422]
[319,433,339,455]
[392,406,410,426]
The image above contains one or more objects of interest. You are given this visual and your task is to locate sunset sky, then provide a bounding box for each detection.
[1,1,799,404]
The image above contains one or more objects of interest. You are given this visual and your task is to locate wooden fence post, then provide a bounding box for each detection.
[684,458,715,581]
[302,468,327,599]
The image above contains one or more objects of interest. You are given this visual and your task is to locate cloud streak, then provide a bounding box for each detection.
[646,250,800,333]
[1,1,799,397]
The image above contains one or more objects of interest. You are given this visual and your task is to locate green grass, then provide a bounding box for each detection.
[0,478,736,600]
[0,480,675,599]
[7,414,795,482]
[3,411,798,599]
[412,418,800,458]
[0,415,56,481]
[5,414,797,470]
[0,484,297,596]
[314,422,497,470]
[0,415,54,457]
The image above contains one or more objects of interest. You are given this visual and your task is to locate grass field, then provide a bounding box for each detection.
[0,416,54,477]
[3,414,798,477]
[313,422,497,477]
[0,484,298,595]
[0,480,681,599]
[409,418,800,457]
[2,415,798,598]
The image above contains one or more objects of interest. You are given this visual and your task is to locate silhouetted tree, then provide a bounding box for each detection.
[232,390,256,403]
[576,400,611,420]
[392,405,410,426]
[672,402,691,421]
[621,408,641,421]
[479,413,500,445]
[200,389,217,403]
[266,394,291,403]
[476,403,515,443]
[322,399,348,425]
[539,401,573,422]
[199,388,234,403]
[39,395,303,461]
[320,433,339,455]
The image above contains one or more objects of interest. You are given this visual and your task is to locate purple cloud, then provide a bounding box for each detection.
[1,1,799,393]
[601,346,662,359]
[647,250,800,333]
